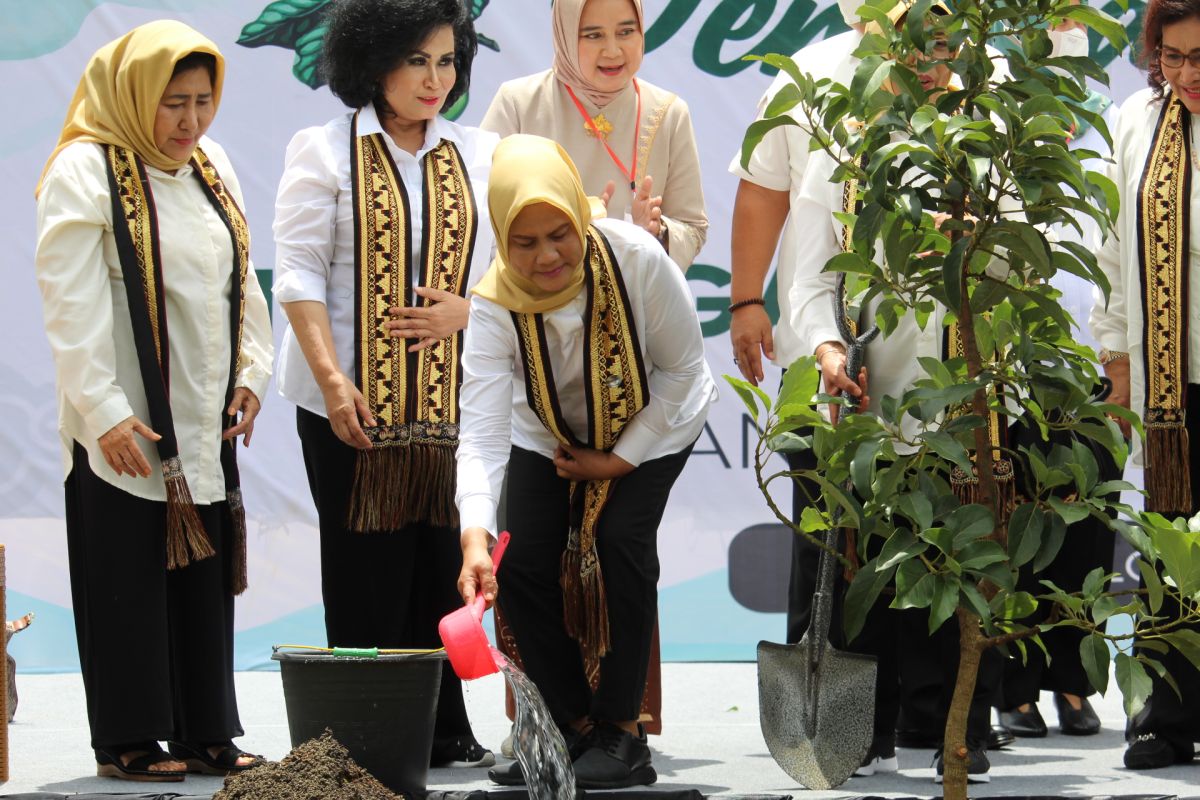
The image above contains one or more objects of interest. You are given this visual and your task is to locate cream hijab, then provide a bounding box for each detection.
[472,135,599,314]
[36,20,225,197]
[552,0,645,108]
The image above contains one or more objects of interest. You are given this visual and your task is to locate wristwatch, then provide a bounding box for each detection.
[1098,348,1129,365]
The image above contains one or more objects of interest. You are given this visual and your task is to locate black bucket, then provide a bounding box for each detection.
[272,648,445,797]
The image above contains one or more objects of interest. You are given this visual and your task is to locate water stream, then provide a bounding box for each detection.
[497,651,576,800]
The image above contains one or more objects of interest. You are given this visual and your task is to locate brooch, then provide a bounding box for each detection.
[584,113,614,141]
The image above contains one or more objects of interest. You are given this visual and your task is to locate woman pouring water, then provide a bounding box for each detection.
[455,134,714,789]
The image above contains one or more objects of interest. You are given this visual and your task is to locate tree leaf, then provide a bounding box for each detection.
[1079,634,1110,696]
[1137,559,1165,615]
[1115,652,1153,719]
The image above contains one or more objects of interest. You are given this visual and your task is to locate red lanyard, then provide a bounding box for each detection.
[565,78,642,190]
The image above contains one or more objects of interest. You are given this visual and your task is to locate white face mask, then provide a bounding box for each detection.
[1048,26,1089,59]
[837,0,863,27]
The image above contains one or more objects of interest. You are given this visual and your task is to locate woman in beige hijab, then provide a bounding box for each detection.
[35,20,271,781]
[456,135,714,788]
[481,0,707,271]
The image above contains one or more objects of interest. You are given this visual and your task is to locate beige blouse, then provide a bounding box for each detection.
[481,69,707,271]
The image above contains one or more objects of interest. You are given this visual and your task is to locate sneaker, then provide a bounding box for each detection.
[571,722,656,789]
[430,736,495,768]
[487,724,587,785]
[933,744,990,784]
[853,736,899,777]
[1124,732,1195,770]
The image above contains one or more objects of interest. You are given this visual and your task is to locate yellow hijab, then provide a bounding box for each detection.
[473,134,602,314]
[36,20,225,197]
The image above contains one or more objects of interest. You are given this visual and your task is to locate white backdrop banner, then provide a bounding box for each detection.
[1,0,1146,671]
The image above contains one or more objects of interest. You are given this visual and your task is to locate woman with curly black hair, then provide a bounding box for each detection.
[272,0,498,768]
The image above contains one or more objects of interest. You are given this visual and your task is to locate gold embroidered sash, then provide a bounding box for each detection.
[105,144,251,590]
[347,112,477,531]
[1137,95,1192,513]
[511,227,649,663]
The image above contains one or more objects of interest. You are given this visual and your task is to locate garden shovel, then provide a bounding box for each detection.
[757,272,879,790]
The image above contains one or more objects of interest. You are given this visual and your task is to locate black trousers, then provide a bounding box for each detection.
[296,407,469,739]
[498,444,691,725]
[786,436,997,744]
[1131,384,1200,743]
[65,442,242,750]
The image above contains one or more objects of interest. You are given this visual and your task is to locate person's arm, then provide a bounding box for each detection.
[601,232,715,470]
[654,99,708,270]
[456,298,517,605]
[273,126,375,449]
[35,145,158,478]
[730,179,790,385]
[1088,104,1132,437]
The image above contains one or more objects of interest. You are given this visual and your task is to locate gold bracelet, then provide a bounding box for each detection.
[1099,348,1129,365]
[814,342,845,362]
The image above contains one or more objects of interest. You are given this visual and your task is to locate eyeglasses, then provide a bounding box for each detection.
[1158,48,1200,70]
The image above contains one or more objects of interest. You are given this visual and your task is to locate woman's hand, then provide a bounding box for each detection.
[98,415,161,478]
[630,175,664,237]
[817,342,869,426]
[1104,358,1132,440]
[222,387,261,446]
[459,526,498,607]
[385,288,469,352]
[320,372,375,450]
[552,444,635,481]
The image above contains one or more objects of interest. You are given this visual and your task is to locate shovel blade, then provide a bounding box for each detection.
[757,638,877,790]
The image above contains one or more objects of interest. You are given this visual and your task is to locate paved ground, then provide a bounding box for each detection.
[2,664,1198,798]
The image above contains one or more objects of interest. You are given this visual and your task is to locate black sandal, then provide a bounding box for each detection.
[167,740,265,775]
[95,744,186,782]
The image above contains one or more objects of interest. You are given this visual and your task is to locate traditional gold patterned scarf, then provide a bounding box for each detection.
[1137,95,1193,514]
[105,144,251,593]
[347,112,477,532]
[512,226,649,663]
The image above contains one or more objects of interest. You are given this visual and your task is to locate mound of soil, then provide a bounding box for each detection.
[214,730,403,800]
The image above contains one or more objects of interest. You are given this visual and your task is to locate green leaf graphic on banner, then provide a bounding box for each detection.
[237,0,498,91]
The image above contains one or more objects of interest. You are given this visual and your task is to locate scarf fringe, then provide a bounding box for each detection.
[163,457,214,570]
[950,458,1017,530]
[1145,421,1193,513]
[228,487,248,596]
[346,444,458,532]
[560,536,611,660]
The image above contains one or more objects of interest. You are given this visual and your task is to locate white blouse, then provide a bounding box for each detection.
[1090,87,1200,464]
[273,106,499,416]
[456,218,717,535]
[35,138,273,502]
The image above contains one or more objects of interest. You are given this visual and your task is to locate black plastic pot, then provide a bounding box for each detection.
[272,649,445,797]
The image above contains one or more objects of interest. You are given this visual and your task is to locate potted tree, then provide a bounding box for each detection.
[733,0,1200,797]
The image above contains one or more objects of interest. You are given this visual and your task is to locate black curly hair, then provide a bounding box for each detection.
[322,0,477,113]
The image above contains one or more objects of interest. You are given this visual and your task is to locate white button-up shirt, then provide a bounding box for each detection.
[35,138,273,502]
[272,106,499,416]
[455,219,717,535]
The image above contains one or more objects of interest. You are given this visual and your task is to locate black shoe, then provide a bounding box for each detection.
[853,735,899,777]
[571,722,656,789]
[998,703,1048,737]
[486,725,586,785]
[1124,733,1195,770]
[430,735,496,768]
[989,723,1016,750]
[488,758,526,786]
[1054,693,1101,736]
[933,744,991,784]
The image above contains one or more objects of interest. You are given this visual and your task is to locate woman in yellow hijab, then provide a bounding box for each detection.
[35,20,272,781]
[456,134,715,789]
